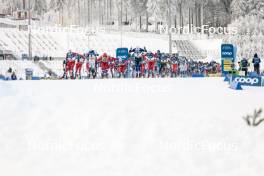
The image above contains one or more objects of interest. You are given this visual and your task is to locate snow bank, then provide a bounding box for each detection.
[0,78,263,176]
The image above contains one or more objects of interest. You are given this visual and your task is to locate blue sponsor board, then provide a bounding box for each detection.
[231,76,262,87]
[221,44,236,75]
[32,77,41,80]
[192,74,205,78]
[221,44,234,58]
[116,48,129,61]
[0,75,5,80]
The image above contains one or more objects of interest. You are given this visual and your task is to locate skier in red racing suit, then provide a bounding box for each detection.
[98,53,110,78]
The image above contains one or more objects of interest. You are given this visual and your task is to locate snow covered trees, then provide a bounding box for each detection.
[227,0,264,59]
[147,0,165,31]
[49,0,66,12]
[49,0,66,25]
[225,15,264,61]
[0,0,21,14]
[31,0,47,15]
[231,0,264,19]
[0,0,46,21]
[129,0,148,31]
[0,0,47,16]
[2,0,264,31]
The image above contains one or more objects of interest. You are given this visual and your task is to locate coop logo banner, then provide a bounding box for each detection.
[232,76,262,87]
[221,44,234,58]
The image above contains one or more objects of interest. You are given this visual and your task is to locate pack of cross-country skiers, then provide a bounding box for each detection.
[62,47,222,79]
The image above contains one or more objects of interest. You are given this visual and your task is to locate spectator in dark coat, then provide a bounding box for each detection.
[252,53,261,75]
[11,71,17,80]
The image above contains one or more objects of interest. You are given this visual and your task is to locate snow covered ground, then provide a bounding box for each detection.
[0,78,264,176]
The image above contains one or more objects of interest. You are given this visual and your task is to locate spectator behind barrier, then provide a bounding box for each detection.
[5,68,12,80]
[252,53,261,75]
[11,71,17,80]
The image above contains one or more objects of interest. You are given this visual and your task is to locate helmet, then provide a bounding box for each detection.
[135,47,141,53]
[146,51,153,58]
[89,50,95,55]
[103,53,107,57]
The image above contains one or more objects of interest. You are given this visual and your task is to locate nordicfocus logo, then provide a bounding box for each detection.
[234,77,260,85]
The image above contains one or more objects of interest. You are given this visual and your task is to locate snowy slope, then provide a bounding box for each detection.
[0,28,169,58]
[0,78,264,176]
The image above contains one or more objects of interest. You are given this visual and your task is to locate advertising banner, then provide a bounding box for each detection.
[231,76,262,87]
[116,48,129,61]
[221,44,235,75]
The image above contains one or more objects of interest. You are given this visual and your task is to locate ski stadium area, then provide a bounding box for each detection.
[0,25,224,80]
[0,25,263,80]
